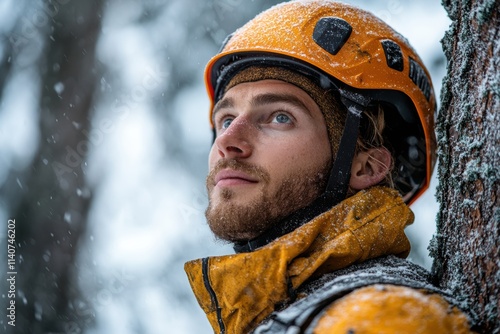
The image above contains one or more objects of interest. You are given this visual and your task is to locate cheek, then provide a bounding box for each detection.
[265,134,330,178]
[208,144,218,169]
[308,127,332,164]
[308,138,331,164]
[287,132,331,167]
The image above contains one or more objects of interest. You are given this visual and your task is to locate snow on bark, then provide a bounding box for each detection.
[431,0,499,333]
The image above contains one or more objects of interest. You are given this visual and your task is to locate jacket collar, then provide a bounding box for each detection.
[185,187,414,334]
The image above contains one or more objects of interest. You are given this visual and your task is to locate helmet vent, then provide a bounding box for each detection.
[381,39,404,72]
[409,57,432,101]
[313,17,352,56]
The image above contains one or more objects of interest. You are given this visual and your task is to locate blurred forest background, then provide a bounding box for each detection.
[0,0,449,333]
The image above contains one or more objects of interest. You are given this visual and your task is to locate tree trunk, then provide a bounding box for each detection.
[432,1,499,333]
[9,1,104,333]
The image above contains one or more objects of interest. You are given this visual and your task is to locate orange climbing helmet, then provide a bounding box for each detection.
[205,0,437,205]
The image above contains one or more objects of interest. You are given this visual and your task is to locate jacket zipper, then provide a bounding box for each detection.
[202,257,226,334]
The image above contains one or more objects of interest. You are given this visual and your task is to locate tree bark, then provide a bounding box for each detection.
[8,1,104,333]
[432,0,499,333]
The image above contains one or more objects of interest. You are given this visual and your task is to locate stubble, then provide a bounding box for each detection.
[205,159,329,242]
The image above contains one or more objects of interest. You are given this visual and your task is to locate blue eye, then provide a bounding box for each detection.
[222,118,233,129]
[273,113,291,124]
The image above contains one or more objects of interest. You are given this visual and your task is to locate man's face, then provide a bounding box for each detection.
[206,79,331,242]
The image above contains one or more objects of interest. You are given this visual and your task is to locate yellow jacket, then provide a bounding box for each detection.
[185,187,474,333]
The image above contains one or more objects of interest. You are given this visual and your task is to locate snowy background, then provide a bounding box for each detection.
[0,0,450,333]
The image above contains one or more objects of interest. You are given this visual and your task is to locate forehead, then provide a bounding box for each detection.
[215,79,324,117]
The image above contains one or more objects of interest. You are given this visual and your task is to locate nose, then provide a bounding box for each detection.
[214,117,253,159]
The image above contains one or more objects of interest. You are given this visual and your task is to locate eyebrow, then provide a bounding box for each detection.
[213,92,312,120]
[213,96,235,119]
[250,93,311,115]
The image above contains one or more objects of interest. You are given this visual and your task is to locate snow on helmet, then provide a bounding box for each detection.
[205,0,437,205]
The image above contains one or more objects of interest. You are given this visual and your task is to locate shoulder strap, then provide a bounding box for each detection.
[252,256,464,334]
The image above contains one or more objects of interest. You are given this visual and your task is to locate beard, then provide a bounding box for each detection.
[205,158,330,243]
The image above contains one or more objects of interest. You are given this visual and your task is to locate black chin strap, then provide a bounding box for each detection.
[233,93,368,253]
[325,94,364,198]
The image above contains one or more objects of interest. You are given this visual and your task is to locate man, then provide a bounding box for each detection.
[185,1,476,333]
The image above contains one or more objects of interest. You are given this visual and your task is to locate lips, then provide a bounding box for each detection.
[214,169,258,187]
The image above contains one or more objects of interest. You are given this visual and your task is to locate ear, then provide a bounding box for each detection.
[349,147,392,190]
